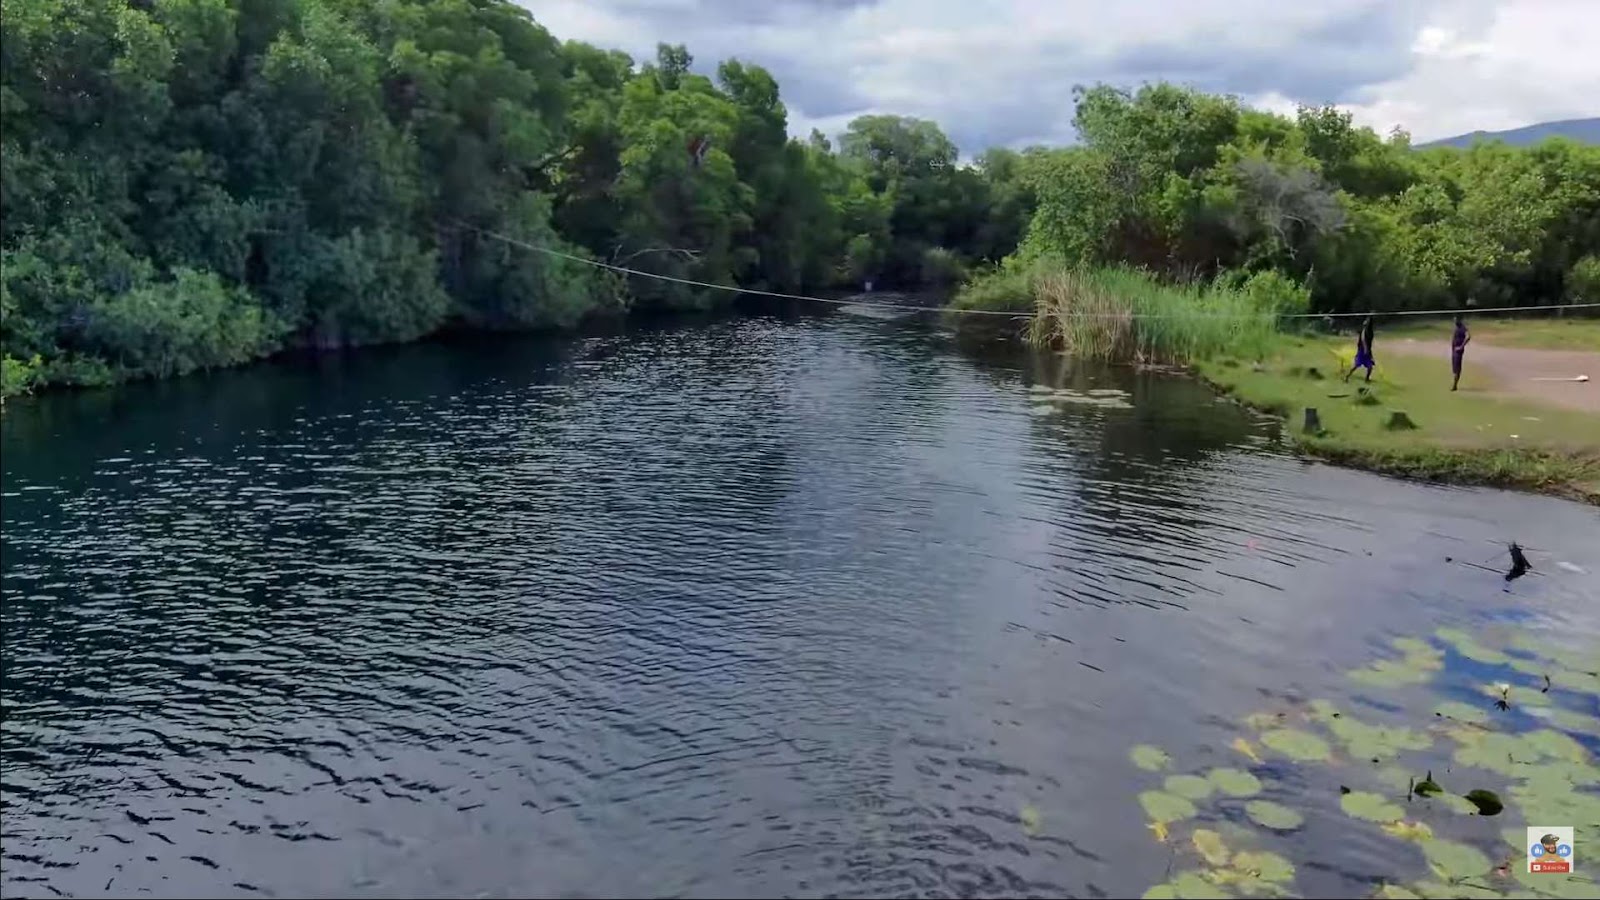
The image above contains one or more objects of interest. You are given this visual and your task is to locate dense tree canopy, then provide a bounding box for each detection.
[1011,84,1600,315]
[2,0,1593,396]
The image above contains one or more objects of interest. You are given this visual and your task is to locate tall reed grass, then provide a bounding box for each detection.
[954,260,1298,364]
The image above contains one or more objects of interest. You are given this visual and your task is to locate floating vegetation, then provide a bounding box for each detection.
[1192,828,1230,866]
[1208,767,1263,798]
[1165,774,1216,801]
[1027,387,1135,412]
[1231,737,1263,764]
[1433,700,1489,725]
[1420,838,1491,882]
[1261,728,1332,762]
[1383,819,1434,842]
[1019,803,1043,836]
[1128,625,1600,899]
[1342,790,1404,822]
[1463,789,1503,816]
[1435,627,1513,665]
[1327,715,1432,760]
[1346,638,1446,689]
[1245,800,1304,830]
[1131,744,1172,772]
[1139,790,1197,824]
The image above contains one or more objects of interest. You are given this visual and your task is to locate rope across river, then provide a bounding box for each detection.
[457,222,1600,322]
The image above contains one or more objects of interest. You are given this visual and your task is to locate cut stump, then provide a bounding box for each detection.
[1303,407,1323,434]
[1385,410,1418,431]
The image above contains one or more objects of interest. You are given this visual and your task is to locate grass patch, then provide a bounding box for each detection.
[1198,334,1600,502]
[955,261,1289,363]
[948,260,1037,313]
[1382,316,1600,351]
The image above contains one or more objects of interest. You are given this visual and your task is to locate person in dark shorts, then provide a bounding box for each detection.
[1344,316,1376,383]
[1451,314,1470,391]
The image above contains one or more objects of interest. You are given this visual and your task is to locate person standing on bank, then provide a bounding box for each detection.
[1451,313,1471,391]
[1344,315,1376,383]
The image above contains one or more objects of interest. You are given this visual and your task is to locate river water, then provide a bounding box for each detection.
[3,308,1597,899]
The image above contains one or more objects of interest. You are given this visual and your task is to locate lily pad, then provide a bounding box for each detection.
[1377,886,1421,899]
[1306,699,1341,723]
[1165,774,1215,801]
[1231,850,1295,883]
[1548,707,1600,736]
[1141,883,1179,900]
[1524,729,1590,763]
[1420,838,1491,881]
[1411,881,1505,899]
[1508,655,1549,676]
[1511,867,1600,899]
[1436,628,1511,664]
[1244,711,1286,730]
[1375,767,1416,792]
[1208,767,1263,798]
[1329,716,1431,759]
[1382,819,1434,842]
[1139,790,1197,824]
[1554,667,1600,695]
[1019,803,1043,835]
[1454,732,1543,775]
[1132,744,1172,772]
[1351,659,1434,688]
[1245,799,1303,830]
[1463,789,1503,816]
[1341,790,1403,822]
[1170,872,1230,899]
[1433,701,1489,725]
[1432,793,1480,816]
[1261,728,1332,762]
[1192,829,1230,866]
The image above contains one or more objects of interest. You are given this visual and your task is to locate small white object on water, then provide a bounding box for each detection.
[1522,416,1542,422]
[1529,375,1590,382]
[1510,434,1519,439]
[1556,561,1586,574]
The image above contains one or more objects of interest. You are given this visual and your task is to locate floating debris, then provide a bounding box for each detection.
[1505,542,1531,582]
[1028,387,1135,410]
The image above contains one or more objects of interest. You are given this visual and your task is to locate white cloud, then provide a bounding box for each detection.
[1343,0,1600,141]
[518,0,1600,150]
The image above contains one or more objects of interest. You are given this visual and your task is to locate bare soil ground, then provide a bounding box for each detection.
[1387,338,1600,415]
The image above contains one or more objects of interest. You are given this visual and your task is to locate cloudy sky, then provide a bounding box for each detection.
[519,0,1600,155]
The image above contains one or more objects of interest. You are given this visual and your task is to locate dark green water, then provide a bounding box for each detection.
[3,308,1597,898]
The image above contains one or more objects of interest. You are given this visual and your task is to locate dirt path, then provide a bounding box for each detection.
[1387,338,1600,414]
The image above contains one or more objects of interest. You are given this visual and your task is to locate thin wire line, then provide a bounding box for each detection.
[459,222,1600,321]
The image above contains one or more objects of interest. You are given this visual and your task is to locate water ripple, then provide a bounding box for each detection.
[4,316,1597,898]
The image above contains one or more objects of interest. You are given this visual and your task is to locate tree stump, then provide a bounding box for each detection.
[1385,410,1418,431]
[1303,407,1323,434]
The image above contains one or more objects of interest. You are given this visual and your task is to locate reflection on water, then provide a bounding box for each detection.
[3,312,1597,898]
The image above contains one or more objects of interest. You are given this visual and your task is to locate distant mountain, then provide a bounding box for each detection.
[1418,117,1600,149]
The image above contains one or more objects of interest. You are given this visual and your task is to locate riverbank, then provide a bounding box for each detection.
[1195,329,1600,504]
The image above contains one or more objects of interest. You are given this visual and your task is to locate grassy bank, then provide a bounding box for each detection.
[952,260,1298,363]
[952,263,1600,501]
[1196,334,1600,503]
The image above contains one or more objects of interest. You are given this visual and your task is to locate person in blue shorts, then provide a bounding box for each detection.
[1343,315,1376,383]
[1451,314,1470,391]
